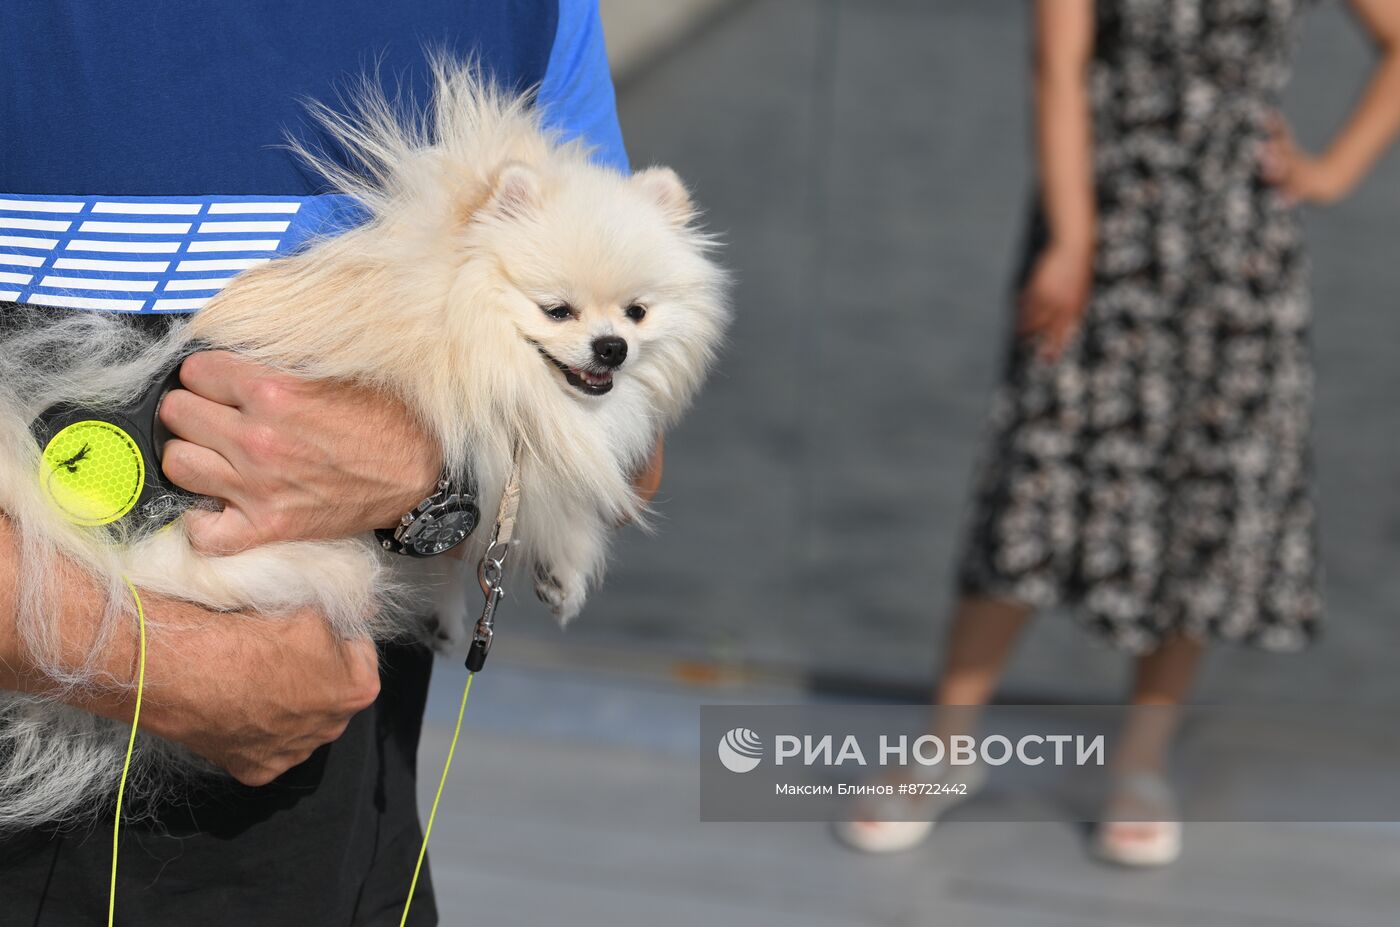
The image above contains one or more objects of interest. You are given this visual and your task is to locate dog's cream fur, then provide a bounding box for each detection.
[0,63,728,828]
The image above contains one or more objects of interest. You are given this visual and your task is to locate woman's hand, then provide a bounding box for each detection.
[1018,242,1095,362]
[1025,0,1096,363]
[1261,113,1349,205]
[1262,0,1400,206]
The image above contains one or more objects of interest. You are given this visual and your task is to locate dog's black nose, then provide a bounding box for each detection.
[592,336,628,369]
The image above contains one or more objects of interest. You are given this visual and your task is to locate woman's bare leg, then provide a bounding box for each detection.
[1115,631,1205,773]
[930,596,1034,739]
[1097,631,1205,861]
[833,596,1033,850]
[936,596,1034,703]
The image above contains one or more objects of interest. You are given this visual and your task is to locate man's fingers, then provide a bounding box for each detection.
[159,386,246,456]
[160,385,246,458]
[178,350,261,407]
[341,639,383,710]
[230,754,308,788]
[344,636,380,668]
[232,768,280,788]
[184,505,259,555]
[162,438,241,499]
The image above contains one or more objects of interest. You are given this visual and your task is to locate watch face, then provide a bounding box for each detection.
[405,500,479,556]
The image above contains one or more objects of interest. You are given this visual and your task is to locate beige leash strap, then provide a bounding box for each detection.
[491,465,522,548]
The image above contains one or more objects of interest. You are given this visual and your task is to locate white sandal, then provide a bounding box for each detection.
[1091,772,1183,867]
[830,762,987,854]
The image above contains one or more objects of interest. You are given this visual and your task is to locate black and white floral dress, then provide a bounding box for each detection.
[958,0,1319,653]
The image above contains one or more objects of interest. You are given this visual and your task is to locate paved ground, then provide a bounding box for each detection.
[418,662,1400,927]
[494,0,1400,705]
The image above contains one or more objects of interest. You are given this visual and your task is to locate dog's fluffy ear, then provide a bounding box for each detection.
[485,162,541,219]
[632,167,695,225]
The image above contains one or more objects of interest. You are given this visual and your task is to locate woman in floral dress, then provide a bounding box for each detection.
[837,0,1400,863]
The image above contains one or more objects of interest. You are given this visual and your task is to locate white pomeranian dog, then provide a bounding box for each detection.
[0,61,728,828]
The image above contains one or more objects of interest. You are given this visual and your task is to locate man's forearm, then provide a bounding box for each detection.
[0,515,141,721]
[0,514,382,785]
[0,516,30,692]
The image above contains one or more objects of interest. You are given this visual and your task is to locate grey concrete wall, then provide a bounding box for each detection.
[599,0,736,80]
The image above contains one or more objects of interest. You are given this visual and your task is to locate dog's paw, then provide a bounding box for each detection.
[426,610,470,654]
[423,560,474,654]
[533,562,585,624]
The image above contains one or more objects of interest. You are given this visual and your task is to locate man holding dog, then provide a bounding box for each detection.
[0,2,654,924]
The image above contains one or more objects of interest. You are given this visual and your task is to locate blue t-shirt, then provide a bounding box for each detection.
[0,2,627,313]
[0,0,628,192]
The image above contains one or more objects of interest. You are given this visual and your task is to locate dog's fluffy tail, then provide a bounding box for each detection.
[0,698,208,830]
[0,311,192,689]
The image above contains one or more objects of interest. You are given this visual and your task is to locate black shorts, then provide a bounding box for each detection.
[0,640,438,927]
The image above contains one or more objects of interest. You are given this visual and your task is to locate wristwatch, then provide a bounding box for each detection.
[375,470,481,558]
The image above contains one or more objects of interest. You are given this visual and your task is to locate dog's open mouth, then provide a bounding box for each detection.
[535,347,614,396]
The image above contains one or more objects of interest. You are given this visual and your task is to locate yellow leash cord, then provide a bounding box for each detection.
[101,589,475,927]
[104,447,515,923]
[399,670,475,926]
[400,454,517,922]
[109,580,147,927]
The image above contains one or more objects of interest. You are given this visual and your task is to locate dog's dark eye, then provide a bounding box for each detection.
[624,304,647,323]
[541,304,573,321]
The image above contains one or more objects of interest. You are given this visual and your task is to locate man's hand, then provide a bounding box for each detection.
[159,352,441,553]
[132,598,380,786]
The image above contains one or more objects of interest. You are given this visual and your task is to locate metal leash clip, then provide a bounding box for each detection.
[466,528,510,672]
[465,450,522,673]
